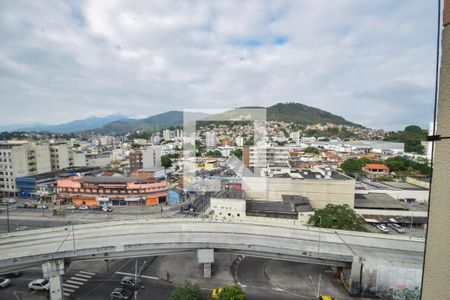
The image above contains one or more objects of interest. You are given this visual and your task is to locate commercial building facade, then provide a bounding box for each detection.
[57,175,168,206]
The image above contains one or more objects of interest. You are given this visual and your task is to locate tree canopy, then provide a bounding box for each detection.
[233,148,243,158]
[340,157,374,176]
[161,155,173,169]
[384,125,427,154]
[308,204,366,232]
[303,146,320,155]
[218,285,247,300]
[385,156,430,175]
[168,281,204,300]
[206,150,222,157]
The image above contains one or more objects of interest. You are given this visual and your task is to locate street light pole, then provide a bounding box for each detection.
[6,202,10,233]
[318,216,322,255]
[71,222,76,252]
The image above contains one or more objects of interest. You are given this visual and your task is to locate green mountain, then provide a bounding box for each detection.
[267,102,360,126]
[98,102,360,135]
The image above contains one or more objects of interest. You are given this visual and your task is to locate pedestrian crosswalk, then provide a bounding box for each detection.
[171,212,198,219]
[62,271,95,298]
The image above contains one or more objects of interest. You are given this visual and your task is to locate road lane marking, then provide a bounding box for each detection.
[78,271,95,276]
[74,273,92,279]
[64,293,71,296]
[115,271,159,280]
[63,283,79,289]
[63,288,75,292]
[71,276,88,282]
[67,279,84,285]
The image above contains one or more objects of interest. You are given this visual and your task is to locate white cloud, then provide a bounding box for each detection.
[0,0,438,130]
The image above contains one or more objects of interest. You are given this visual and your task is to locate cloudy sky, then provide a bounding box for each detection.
[0,0,439,130]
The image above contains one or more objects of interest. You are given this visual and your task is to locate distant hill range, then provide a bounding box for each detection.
[2,103,361,134]
[8,114,128,133]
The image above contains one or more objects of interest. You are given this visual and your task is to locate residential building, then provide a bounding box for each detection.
[142,146,161,169]
[205,132,216,148]
[243,146,290,168]
[129,150,143,172]
[363,163,390,180]
[49,141,70,170]
[235,136,244,147]
[289,131,301,144]
[0,141,51,196]
[57,175,168,206]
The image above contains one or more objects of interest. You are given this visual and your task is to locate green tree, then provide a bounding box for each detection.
[308,204,366,232]
[206,150,222,157]
[384,125,427,154]
[168,281,204,300]
[218,285,246,300]
[303,147,320,155]
[161,155,173,169]
[233,148,243,158]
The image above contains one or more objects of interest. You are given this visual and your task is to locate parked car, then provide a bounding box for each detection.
[102,206,113,212]
[211,288,223,299]
[110,287,132,300]
[28,278,49,291]
[90,205,102,211]
[27,204,38,209]
[120,276,141,288]
[78,206,89,210]
[17,204,28,208]
[37,204,48,209]
[1,271,22,278]
[1,199,16,205]
[0,277,11,288]
[389,223,406,233]
[376,224,389,233]
[65,205,77,210]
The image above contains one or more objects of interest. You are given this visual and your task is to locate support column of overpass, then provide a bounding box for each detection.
[349,256,362,296]
[42,259,65,300]
[197,248,214,278]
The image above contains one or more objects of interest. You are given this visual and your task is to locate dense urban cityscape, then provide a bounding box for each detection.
[1,1,447,300]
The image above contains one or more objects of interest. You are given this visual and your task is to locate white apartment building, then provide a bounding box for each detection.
[70,151,87,167]
[244,146,290,168]
[50,142,70,170]
[206,132,217,148]
[289,131,301,144]
[235,136,244,147]
[0,141,51,195]
[143,146,162,169]
[163,129,174,141]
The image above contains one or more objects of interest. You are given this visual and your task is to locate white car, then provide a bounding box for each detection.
[66,205,77,210]
[28,278,49,291]
[78,205,89,210]
[0,277,11,288]
[376,224,389,233]
[102,206,113,212]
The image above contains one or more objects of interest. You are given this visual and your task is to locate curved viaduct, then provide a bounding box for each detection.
[0,219,424,299]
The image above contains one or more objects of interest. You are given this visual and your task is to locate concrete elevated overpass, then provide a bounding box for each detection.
[0,219,424,299]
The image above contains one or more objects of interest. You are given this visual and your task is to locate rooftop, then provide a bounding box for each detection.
[354,193,408,210]
[212,189,244,199]
[365,164,389,170]
[79,176,153,184]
